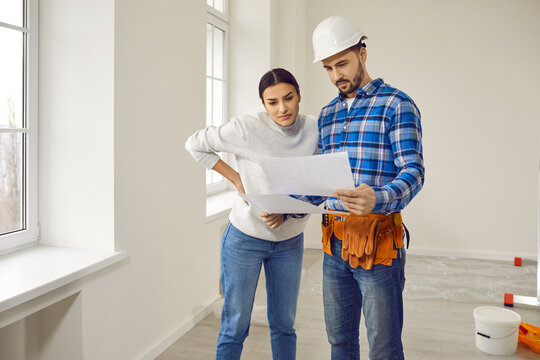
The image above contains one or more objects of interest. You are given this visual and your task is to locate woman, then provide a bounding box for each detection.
[185,68,317,360]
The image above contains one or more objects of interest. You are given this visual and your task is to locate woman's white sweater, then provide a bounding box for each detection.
[185,112,318,241]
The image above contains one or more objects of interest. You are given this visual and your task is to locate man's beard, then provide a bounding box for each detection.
[337,60,364,97]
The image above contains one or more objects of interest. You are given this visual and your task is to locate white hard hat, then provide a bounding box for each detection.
[312,15,365,63]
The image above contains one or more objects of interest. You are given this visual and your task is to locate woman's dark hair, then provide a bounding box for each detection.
[258,68,300,103]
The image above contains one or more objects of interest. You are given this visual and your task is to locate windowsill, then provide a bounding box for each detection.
[0,245,127,314]
[205,190,236,222]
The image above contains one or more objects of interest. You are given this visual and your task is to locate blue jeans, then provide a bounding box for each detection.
[216,223,304,360]
[323,235,406,360]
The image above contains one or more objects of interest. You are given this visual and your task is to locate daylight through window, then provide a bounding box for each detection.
[0,0,38,253]
[206,1,228,193]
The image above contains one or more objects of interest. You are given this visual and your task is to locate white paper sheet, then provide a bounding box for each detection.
[238,194,347,214]
[258,152,355,196]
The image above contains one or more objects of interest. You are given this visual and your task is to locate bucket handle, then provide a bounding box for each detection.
[477,328,518,340]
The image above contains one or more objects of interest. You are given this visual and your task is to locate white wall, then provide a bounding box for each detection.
[270,0,308,88]
[299,0,540,259]
[0,293,82,360]
[39,0,115,252]
[229,0,272,116]
[0,320,26,360]
[36,0,226,358]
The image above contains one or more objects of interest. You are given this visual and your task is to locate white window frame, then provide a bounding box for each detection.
[0,0,39,255]
[206,1,230,195]
[206,0,228,22]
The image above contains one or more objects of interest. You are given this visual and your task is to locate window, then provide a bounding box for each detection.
[206,0,229,194]
[0,0,38,254]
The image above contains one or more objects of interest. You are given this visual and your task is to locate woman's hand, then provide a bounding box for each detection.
[232,177,249,205]
[260,212,284,229]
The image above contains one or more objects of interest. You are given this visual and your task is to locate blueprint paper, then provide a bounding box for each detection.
[238,194,347,214]
[258,152,355,196]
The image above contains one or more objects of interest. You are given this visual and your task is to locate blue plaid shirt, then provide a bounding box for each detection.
[299,78,424,215]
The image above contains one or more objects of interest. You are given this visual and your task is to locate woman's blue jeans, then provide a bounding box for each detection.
[323,235,406,360]
[216,223,304,360]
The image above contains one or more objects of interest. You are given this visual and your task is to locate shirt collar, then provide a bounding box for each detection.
[338,78,384,101]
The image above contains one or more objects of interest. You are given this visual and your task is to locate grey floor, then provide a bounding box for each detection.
[157,249,540,359]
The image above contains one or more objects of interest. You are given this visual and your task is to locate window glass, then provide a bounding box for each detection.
[0,0,37,250]
[213,170,223,183]
[206,23,213,76]
[206,168,212,185]
[214,0,224,13]
[0,0,23,27]
[206,1,228,192]
[212,79,223,127]
[0,27,24,128]
[213,27,224,79]
[0,132,23,234]
[206,77,212,127]
[206,168,224,185]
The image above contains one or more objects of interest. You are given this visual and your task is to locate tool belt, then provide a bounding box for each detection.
[321,212,405,270]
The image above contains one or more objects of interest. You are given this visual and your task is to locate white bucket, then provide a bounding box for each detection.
[473,306,521,355]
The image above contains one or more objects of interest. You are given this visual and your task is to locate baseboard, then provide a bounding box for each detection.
[140,295,223,360]
[305,242,536,262]
[304,242,322,250]
[406,247,537,262]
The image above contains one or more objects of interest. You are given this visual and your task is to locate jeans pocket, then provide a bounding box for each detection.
[221,222,233,249]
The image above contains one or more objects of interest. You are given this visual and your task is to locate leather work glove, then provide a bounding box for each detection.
[342,216,382,269]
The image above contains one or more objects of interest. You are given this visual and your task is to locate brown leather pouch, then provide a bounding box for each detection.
[321,214,334,256]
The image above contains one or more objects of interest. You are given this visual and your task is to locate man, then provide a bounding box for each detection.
[307,15,424,360]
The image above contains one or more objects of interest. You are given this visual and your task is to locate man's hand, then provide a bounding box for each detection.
[260,212,284,229]
[333,183,376,215]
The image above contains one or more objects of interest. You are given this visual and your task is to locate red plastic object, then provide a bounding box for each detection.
[515,257,522,266]
[504,293,514,307]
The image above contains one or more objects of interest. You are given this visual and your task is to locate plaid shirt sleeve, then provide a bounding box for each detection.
[282,212,308,222]
[371,98,424,213]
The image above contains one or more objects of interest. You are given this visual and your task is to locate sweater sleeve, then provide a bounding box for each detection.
[184,116,248,169]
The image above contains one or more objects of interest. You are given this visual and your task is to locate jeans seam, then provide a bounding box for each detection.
[221,225,231,336]
[390,264,402,360]
[266,260,279,359]
[347,276,357,359]
[222,266,229,337]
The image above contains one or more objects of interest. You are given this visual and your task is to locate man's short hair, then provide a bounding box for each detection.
[351,36,368,52]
